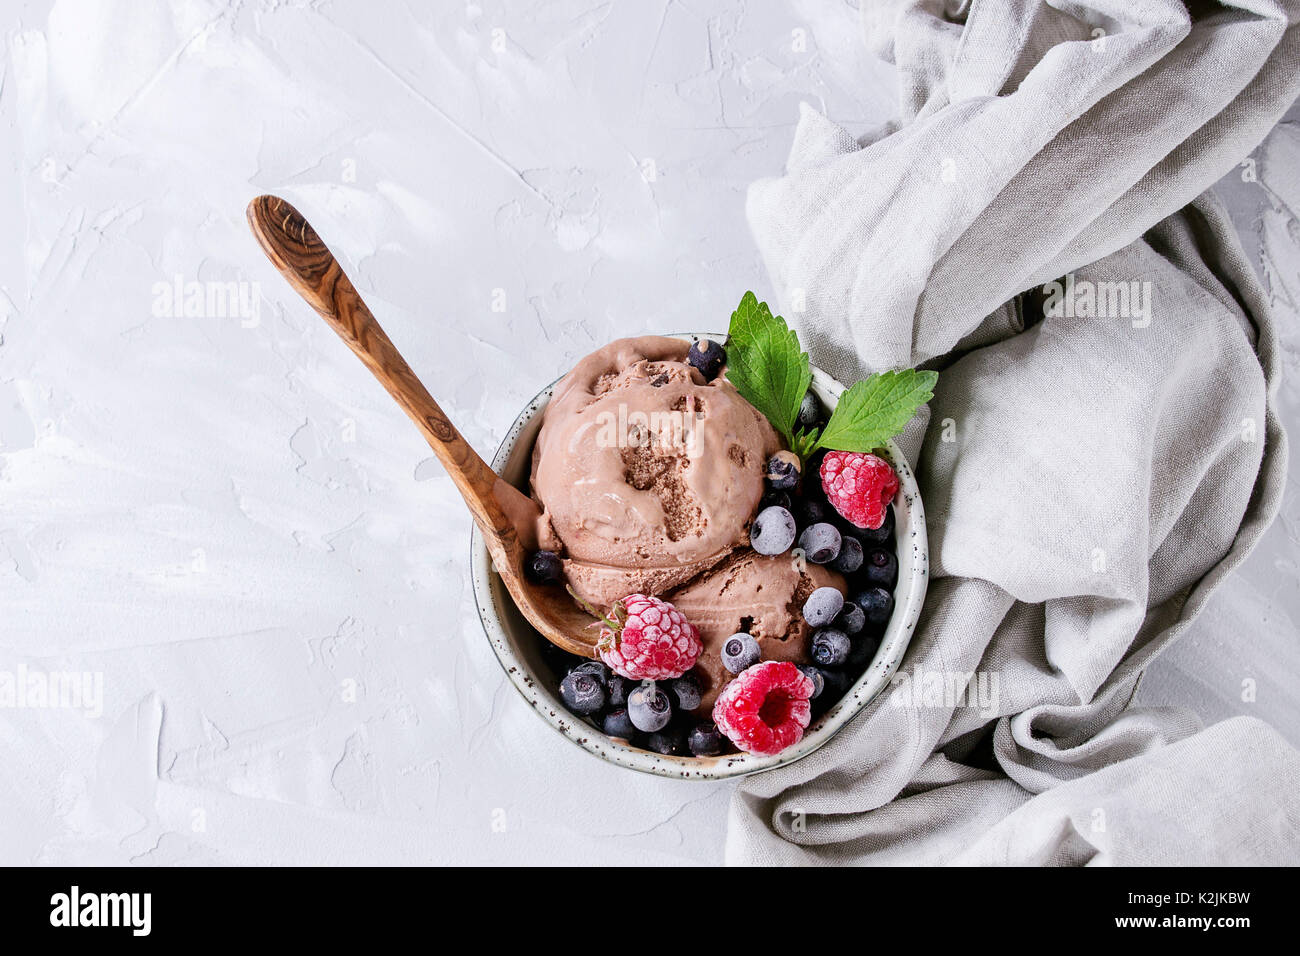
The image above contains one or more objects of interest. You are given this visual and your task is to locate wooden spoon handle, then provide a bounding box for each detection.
[246,194,521,546]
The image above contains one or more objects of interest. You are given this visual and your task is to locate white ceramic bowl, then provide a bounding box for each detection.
[470,335,928,779]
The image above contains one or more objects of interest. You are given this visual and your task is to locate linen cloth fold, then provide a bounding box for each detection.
[732,0,1300,866]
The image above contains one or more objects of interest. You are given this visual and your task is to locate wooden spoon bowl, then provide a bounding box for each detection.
[246,195,600,658]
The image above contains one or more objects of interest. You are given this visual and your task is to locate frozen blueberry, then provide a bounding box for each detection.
[822,666,851,694]
[760,488,792,512]
[863,548,898,590]
[568,660,610,686]
[765,450,801,491]
[858,506,895,545]
[559,670,607,715]
[799,522,842,564]
[667,673,702,712]
[628,683,672,733]
[797,665,825,699]
[797,390,822,429]
[793,496,829,529]
[525,550,563,585]
[721,633,761,673]
[607,674,632,708]
[687,338,726,380]
[852,587,895,628]
[751,505,797,556]
[540,641,582,677]
[602,708,637,738]
[811,628,851,667]
[813,668,852,712]
[835,602,866,635]
[802,586,844,627]
[848,633,881,668]
[688,721,726,756]
[646,724,686,755]
[831,536,864,574]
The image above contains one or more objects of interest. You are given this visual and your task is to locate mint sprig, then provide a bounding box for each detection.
[724,292,937,460]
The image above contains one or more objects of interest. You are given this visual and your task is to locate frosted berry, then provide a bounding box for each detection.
[559,670,606,715]
[568,660,610,686]
[589,593,702,681]
[798,522,841,564]
[812,668,851,714]
[628,682,673,733]
[721,633,761,673]
[688,721,726,756]
[712,661,815,756]
[820,451,899,530]
[852,586,894,628]
[794,496,829,529]
[859,505,895,545]
[667,673,702,712]
[863,548,898,589]
[802,586,844,627]
[848,633,881,668]
[602,708,636,738]
[607,674,632,708]
[835,602,866,635]
[810,628,850,667]
[831,535,863,574]
[751,505,797,556]
[646,724,686,755]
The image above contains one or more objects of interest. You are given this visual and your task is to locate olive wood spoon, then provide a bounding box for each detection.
[246,194,599,658]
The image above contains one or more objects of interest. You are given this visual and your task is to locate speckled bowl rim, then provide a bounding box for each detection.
[470,334,928,780]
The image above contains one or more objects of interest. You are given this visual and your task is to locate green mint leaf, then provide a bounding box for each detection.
[727,291,765,348]
[814,369,938,454]
[725,292,811,445]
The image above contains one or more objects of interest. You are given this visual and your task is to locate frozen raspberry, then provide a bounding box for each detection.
[594,594,702,681]
[712,661,814,756]
[820,451,899,530]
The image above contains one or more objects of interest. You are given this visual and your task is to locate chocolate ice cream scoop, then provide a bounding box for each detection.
[530,336,780,608]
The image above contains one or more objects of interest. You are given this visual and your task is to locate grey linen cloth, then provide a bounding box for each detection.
[731,0,1300,865]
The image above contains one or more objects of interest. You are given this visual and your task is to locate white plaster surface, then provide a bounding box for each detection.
[0,0,1295,865]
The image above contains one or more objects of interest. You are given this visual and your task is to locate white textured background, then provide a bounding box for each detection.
[1,0,1296,866]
